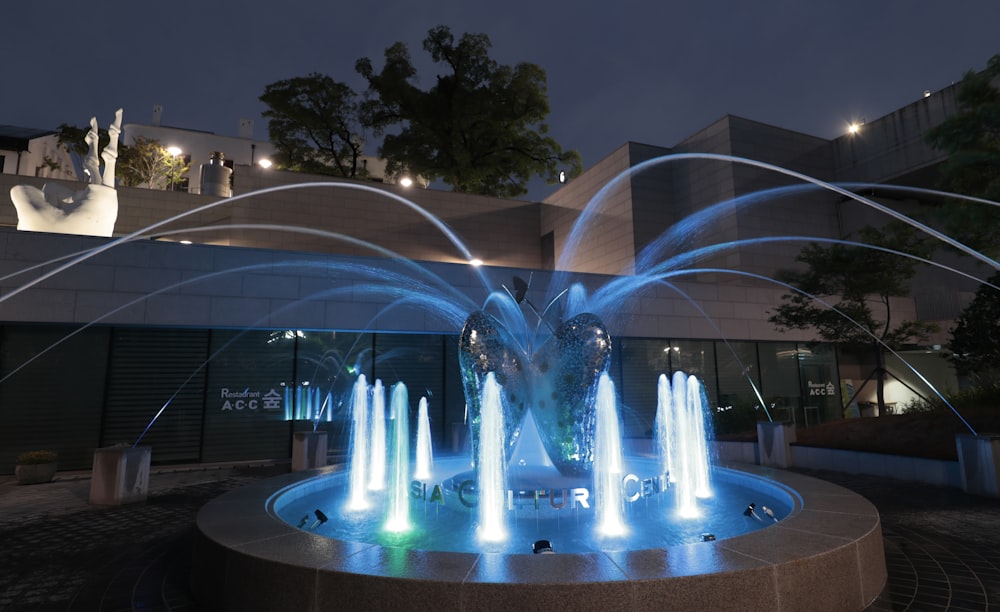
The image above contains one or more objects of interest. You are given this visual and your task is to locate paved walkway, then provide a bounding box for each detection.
[0,463,998,611]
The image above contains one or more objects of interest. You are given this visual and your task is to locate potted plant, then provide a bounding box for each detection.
[14,450,58,485]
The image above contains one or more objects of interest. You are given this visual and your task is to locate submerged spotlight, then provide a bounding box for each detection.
[309,508,329,529]
[532,539,554,554]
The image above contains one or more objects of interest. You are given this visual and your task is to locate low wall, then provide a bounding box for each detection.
[710,441,962,489]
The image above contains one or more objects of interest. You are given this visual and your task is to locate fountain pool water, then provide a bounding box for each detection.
[271,457,793,554]
[271,369,793,554]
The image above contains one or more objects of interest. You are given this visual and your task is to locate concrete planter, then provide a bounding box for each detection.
[292,431,328,472]
[14,462,57,485]
[757,421,796,468]
[956,433,1000,498]
[89,445,151,505]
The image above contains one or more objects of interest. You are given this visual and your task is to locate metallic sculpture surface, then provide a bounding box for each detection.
[459,310,612,476]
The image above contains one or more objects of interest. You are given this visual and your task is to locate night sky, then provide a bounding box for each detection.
[3,1,998,199]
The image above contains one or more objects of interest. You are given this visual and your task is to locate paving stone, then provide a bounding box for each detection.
[2,464,999,611]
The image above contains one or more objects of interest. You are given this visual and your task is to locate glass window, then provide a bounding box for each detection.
[797,343,841,425]
[757,342,803,425]
[202,329,295,462]
[714,340,760,436]
[295,331,374,454]
[669,340,718,409]
[374,333,447,448]
[617,337,671,438]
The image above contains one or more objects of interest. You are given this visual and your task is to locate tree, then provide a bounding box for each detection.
[117,136,189,189]
[259,74,368,178]
[949,271,1000,384]
[924,54,1000,386]
[769,221,938,415]
[356,25,582,197]
[924,53,1000,256]
[57,125,187,190]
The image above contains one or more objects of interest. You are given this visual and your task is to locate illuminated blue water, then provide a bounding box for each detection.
[270,457,796,554]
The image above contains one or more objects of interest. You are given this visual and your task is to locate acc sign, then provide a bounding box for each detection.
[807,381,837,397]
[220,388,283,412]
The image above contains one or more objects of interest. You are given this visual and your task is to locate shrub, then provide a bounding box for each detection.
[16,450,58,465]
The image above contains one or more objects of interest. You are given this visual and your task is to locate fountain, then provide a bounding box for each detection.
[194,273,885,609]
[2,146,897,608]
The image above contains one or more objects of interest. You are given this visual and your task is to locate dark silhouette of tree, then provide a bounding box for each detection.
[925,53,1000,256]
[260,73,367,178]
[356,25,581,197]
[950,271,1000,384]
[769,221,938,415]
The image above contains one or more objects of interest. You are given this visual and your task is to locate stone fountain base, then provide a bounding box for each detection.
[192,464,885,611]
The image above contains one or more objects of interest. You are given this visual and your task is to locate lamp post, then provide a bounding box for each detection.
[166,146,182,191]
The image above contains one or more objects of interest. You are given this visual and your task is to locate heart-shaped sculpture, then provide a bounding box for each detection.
[459,310,612,476]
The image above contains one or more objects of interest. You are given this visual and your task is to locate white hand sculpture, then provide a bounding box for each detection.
[10,109,122,237]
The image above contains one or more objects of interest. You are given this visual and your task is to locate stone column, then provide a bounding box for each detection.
[956,433,1000,497]
[757,421,796,469]
[292,430,328,471]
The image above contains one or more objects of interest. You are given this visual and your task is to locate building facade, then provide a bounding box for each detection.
[0,79,977,473]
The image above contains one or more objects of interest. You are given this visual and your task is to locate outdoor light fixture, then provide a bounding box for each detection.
[258,159,272,169]
[558,170,567,184]
[469,258,483,267]
[309,508,329,529]
[179,240,192,245]
[532,539,554,554]
[399,177,414,187]
[848,123,861,135]
[701,533,716,542]
[165,147,183,191]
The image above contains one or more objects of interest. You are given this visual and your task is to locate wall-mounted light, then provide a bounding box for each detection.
[399,177,413,188]
[469,258,483,267]
[258,159,272,169]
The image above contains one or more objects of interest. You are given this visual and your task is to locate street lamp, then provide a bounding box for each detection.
[166,146,182,191]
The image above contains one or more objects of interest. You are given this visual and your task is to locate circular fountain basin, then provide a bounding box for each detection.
[193,463,886,611]
[270,457,793,554]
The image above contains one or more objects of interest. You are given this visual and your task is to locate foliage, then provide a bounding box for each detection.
[57,125,188,190]
[945,380,1000,410]
[949,271,1000,382]
[16,450,57,465]
[259,73,368,178]
[117,136,190,189]
[924,53,1000,257]
[769,221,938,348]
[356,25,582,197]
